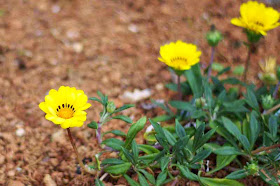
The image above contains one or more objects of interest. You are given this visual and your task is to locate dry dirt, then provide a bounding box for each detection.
[0,0,279,185]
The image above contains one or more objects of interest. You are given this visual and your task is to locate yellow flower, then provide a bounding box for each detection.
[231,1,280,36]
[39,86,91,129]
[258,57,277,85]
[158,40,201,71]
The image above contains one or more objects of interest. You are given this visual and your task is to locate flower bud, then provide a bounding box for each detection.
[246,163,259,176]
[106,101,116,113]
[261,95,274,110]
[195,97,206,108]
[206,29,223,47]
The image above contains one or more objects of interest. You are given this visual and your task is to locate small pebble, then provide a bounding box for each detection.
[15,128,25,137]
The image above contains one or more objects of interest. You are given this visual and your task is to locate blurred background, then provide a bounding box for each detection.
[0,0,279,185]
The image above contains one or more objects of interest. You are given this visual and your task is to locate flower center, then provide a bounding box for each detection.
[56,104,75,119]
[171,57,188,63]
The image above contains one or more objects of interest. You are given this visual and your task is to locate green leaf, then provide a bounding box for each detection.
[208,154,236,174]
[163,129,177,146]
[178,165,198,181]
[101,158,125,165]
[160,156,169,171]
[244,87,259,111]
[249,111,260,149]
[132,140,139,160]
[200,177,244,186]
[222,117,250,152]
[138,144,160,154]
[87,121,98,129]
[193,123,205,152]
[175,119,186,139]
[124,117,147,150]
[121,147,136,165]
[101,138,124,151]
[225,169,249,179]
[114,104,135,113]
[184,64,203,98]
[233,65,245,76]
[195,127,217,152]
[169,100,195,111]
[89,97,103,104]
[212,62,224,72]
[112,115,133,124]
[190,149,212,164]
[124,174,140,186]
[104,162,132,175]
[102,130,126,137]
[213,146,244,156]
[95,179,105,186]
[150,119,169,149]
[268,115,278,138]
[137,172,149,186]
[138,169,156,185]
[151,114,174,122]
[156,170,167,186]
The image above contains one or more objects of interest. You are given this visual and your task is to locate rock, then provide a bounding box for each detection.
[128,24,139,33]
[7,170,15,177]
[52,5,61,14]
[8,181,24,186]
[43,174,57,186]
[51,130,66,144]
[15,128,25,137]
[72,43,83,53]
[155,83,164,91]
[120,89,152,103]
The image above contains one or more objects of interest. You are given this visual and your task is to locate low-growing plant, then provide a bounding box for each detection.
[39,1,280,185]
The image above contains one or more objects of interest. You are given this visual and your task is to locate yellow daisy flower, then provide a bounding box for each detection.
[158,40,201,71]
[39,86,91,129]
[258,57,278,85]
[231,1,280,36]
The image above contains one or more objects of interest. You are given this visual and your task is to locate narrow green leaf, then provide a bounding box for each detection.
[213,146,244,156]
[114,104,135,113]
[151,114,174,122]
[101,138,124,151]
[200,177,244,186]
[124,174,140,186]
[163,129,177,146]
[259,168,279,186]
[192,123,205,152]
[184,64,203,98]
[225,169,249,179]
[137,172,149,186]
[244,87,259,111]
[87,121,98,129]
[138,169,156,185]
[178,165,198,181]
[104,162,132,175]
[121,147,136,165]
[156,170,167,186]
[268,115,278,138]
[132,140,139,160]
[160,156,169,171]
[89,97,102,104]
[249,111,260,148]
[190,149,212,164]
[102,130,126,137]
[169,100,195,111]
[138,144,160,154]
[208,155,236,174]
[101,158,125,165]
[175,119,186,139]
[112,115,133,124]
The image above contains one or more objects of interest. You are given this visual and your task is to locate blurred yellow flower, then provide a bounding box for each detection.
[258,57,277,85]
[158,40,201,71]
[39,86,91,129]
[231,1,280,35]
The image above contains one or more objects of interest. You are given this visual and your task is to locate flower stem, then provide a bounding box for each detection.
[273,81,280,99]
[177,74,182,100]
[251,143,280,155]
[207,46,216,81]
[243,43,252,82]
[67,128,95,175]
[96,122,102,144]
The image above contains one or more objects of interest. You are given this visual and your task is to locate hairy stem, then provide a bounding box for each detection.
[273,81,280,99]
[252,143,280,155]
[96,122,102,144]
[67,128,95,175]
[207,46,216,81]
[177,74,182,100]
[243,44,252,82]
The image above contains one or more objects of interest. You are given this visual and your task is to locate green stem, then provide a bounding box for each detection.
[242,43,252,82]
[177,74,182,100]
